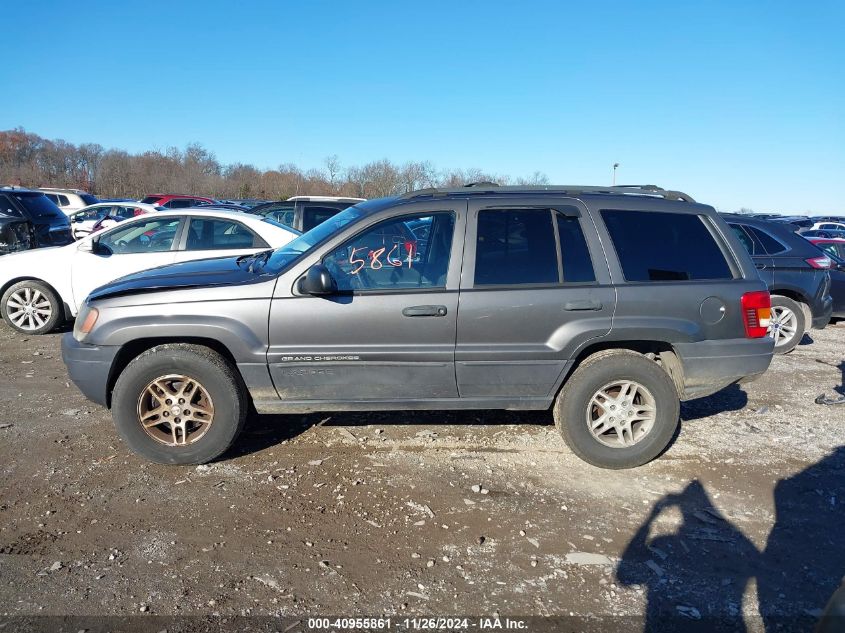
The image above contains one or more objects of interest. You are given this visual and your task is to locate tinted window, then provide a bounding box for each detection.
[730,224,757,255]
[602,210,732,281]
[0,196,23,218]
[475,209,558,285]
[556,213,595,282]
[115,206,141,220]
[56,194,70,206]
[323,213,454,291]
[140,196,163,204]
[185,218,267,250]
[12,193,66,219]
[80,194,99,205]
[746,226,786,255]
[44,193,59,204]
[98,217,181,254]
[302,205,343,232]
[166,198,195,209]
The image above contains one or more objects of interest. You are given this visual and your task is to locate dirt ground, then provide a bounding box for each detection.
[0,322,844,632]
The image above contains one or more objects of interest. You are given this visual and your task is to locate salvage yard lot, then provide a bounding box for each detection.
[0,324,843,630]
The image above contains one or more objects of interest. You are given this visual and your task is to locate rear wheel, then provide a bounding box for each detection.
[111,344,247,464]
[554,350,680,469]
[1,280,62,335]
[768,296,805,354]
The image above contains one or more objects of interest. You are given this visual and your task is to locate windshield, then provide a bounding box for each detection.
[12,193,67,220]
[264,205,366,274]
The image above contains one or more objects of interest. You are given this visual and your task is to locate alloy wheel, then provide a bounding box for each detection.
[137,374,215,446]
[768,306,798,348]
[5,287,53,331]
[586,380,657,448]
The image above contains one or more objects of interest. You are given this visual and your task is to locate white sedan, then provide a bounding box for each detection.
[0,209,298,334]
[68,202,163,239]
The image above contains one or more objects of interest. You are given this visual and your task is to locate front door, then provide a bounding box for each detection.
[267,205,465,402]
[70,216,183,308]
[456,199,615,399]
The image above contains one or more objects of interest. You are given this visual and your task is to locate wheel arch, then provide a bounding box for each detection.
[106,337,241,408]
[0,277,73,321]
[556,340,684,399]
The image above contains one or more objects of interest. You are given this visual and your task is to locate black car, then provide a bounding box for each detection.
[0,215,33,255]
[0,188,74,249]
[251,196,365,233]
[723,214,833,353]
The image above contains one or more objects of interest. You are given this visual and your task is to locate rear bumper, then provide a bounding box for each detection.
[674,337,774,400]
[811,295,833,329]
[61,333,119,408]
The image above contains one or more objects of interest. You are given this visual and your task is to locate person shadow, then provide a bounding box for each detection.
[617,479,760,632]
[618,361,845,632]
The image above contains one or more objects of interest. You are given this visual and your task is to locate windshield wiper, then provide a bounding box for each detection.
[246,249,273,273]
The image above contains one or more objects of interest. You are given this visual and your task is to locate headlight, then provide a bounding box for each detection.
[73,304,100,340]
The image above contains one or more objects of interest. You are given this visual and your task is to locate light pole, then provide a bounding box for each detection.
[612,163,619,186]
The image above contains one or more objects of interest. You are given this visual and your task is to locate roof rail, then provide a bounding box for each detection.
[399,183,695,203]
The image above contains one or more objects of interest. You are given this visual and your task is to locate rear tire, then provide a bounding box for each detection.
[1,280,62,335]
[554,350,680,469]
[768,295,805,354]
[111,344,247,464]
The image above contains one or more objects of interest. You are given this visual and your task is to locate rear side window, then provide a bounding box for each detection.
[746,226,787,255]
[57,194,70,206]
[730,224,757,255]
[556,213,595,282]
[475,209,558,285]
[186,218,268,250]
[302,205,342,232]
[140,196,163,204]
[602,210,733,282]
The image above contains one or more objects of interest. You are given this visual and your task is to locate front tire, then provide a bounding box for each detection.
[768,295,805,354]
[1,280,62,334]
[554,350,680,469]
[111,344,247,464]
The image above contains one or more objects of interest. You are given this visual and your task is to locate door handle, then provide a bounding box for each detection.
[563,299,603,311]
[402,305,448,317]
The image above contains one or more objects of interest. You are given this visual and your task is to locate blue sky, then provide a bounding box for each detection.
[3,0,843,213]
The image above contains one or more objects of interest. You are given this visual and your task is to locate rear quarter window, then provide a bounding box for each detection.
[601,210,733,282]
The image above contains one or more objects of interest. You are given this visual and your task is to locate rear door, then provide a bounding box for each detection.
[456,198,614,399]
[267,202,464,401]
[173,216,269,263]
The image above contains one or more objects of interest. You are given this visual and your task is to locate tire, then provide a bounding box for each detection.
[553,350,680,469]
[1,280,63,335]
[768,295,805,355]
[111,344,247,465]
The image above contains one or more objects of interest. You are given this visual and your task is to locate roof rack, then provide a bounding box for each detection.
[399,183,695,203]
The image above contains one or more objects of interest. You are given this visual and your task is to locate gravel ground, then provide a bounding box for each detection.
[0,322,843,632]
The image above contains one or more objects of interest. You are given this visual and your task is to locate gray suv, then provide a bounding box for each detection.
[62,185,775,469]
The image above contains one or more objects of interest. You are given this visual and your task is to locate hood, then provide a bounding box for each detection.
[88,251,277,302]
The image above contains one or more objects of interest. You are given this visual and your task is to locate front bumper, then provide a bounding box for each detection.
[674,337,774,400]
[61,333,119,408]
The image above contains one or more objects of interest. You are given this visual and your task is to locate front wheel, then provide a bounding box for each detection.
[1,280,62,334]
[111,344,247,464]
[554,350,680,469]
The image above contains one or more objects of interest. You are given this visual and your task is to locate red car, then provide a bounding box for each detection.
[139,194,216,209]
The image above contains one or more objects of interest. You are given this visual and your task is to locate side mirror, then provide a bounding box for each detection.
[298,264,337,295]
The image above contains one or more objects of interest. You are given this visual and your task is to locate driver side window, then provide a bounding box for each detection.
[97,218,182,255]
[322,213,455,292]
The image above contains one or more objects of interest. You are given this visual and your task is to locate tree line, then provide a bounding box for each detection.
[0,128,549,201]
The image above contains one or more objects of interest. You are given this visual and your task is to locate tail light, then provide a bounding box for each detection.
[741,291,771,338]
[806,256,832,269]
